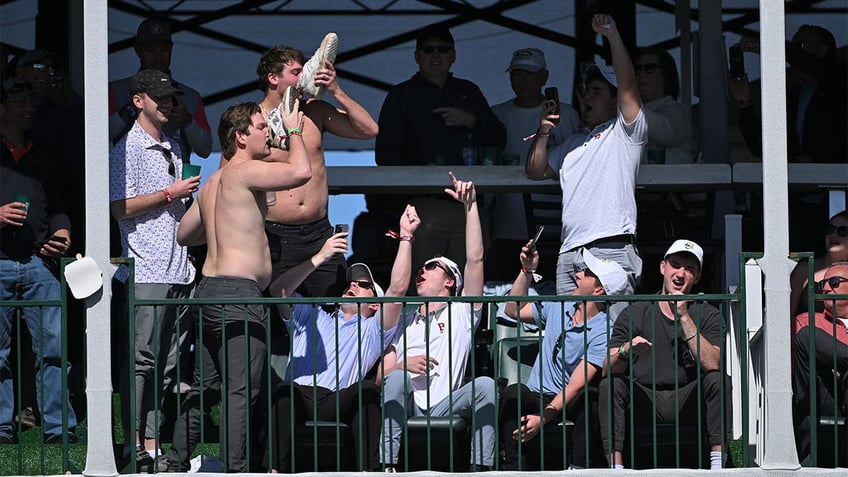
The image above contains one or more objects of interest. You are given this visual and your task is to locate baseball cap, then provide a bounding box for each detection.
[136,18,173,45]
[346,263,385,297]
[14,49,60,69]
[424,256,463,295]
[506,48,546,72]
[664,239,704,268]
[130,69,181,97]
[581,248,629,295]
[0,78,32,103]
[582,60,618,88]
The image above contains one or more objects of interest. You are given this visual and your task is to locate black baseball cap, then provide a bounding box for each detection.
[136,18,173,46]
[130,69,181,97]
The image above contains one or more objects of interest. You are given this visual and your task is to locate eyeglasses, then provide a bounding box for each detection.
[350,279,373,290]
[634,63,660,74]
[162,148,175,177]
[419,261,450,275]
[819,276,848,291]
[418,45,453,54]
[825,224,848,237]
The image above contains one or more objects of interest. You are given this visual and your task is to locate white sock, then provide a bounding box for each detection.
[710,451,725,470]
[613,463,624,470]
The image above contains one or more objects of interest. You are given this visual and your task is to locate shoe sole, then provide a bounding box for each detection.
[298,32,339,99]
[282,85,298,116]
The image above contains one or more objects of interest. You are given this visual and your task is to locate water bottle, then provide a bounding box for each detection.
[462,133,478,166]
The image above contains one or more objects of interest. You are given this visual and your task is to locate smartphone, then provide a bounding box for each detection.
[50,235,68,244]
[728,46,745,79]
[527,225,545,251]
[544,87,560,125]
[334,224,349,234]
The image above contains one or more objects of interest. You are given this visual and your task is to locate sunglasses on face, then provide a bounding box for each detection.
[162,148,175,177]
[819,276,848,292]
[825,224,848,237]
[350,279,373,290]
[418,45,453,54]
[634,63,660,74]
[420,261,450,275]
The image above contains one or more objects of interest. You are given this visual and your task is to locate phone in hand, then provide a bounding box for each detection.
[527,226,545,251]
[728,46,745,79]
[50,235,68,244]
[544,87,560,125]
[334,224,349,235]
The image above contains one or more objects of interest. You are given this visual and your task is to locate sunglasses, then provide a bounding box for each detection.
[825,224,848,237]
[350,279,373,290]
[418,45,453,54]
[818,276,848,292]
[162,148,175,177]
[634,63,660,74]
[420,261,450,275]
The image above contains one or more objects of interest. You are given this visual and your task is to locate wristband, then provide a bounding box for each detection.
[286,127,302,136]
[617,343,629,359]
[536,131,550,137]
[385,229,414,242]
[521,266,536,274]
[161,189,174,204]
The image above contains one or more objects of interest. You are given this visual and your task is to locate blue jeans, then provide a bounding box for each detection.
[0,255,77,439]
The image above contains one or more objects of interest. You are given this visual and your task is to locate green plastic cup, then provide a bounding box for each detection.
[182,164,201,179]
[13,193,30,212]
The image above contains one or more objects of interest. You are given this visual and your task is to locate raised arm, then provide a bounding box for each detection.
[307,60,379,139]
[504,241,541,322]
[525,101,559,180]
[268,232,348,307]
[445,171,483,297]
[593,14,640,124]
[379,204,420,330]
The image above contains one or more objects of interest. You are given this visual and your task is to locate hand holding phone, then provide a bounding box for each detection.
[50,235,68,244]
[527,226,545,251]
[334,224,349,235]
[544,87,560,125]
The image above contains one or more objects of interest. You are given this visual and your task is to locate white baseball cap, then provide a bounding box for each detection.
[506,48,546,72]
[424,256,463,295]
[581,248,629,295]
[663,240,704,268]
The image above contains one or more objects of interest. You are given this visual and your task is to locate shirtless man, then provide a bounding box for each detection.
[166,101,310,472]
[255,45,379,297]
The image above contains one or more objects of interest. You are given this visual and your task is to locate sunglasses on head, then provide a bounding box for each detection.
[826,224,848,237]
[418,45,452,54]
[634,63,660,74]
[162,148,175,177]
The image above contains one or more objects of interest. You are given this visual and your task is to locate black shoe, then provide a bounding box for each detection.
[136,446,169,473]
[43,432,78,444]
[0,435,19,445]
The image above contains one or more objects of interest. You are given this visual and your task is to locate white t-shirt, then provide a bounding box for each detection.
[548,108,647,251]
[394,301,484,410]
[490,99,579,240]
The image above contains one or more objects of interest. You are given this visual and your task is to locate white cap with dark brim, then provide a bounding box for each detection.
[663,239,704,268]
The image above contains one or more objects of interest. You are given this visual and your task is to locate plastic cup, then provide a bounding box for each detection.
[182,164,202,179]
[13,193,30,212]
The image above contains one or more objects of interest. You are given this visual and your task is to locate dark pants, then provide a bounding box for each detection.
[262,381,382,472]
[265,217,347,298]
[498,383,602,469]
[599,372,732,457]
[167,277,267,472]
[792,325,848,461]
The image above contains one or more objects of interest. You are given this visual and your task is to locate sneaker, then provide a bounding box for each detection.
[136,445,169,473]
[282,85,298,116]
[297,32,339,99]
[267,106,287,150]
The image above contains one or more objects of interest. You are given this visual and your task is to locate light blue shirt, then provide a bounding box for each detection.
[285,301,401,390]
[526,301,610,396]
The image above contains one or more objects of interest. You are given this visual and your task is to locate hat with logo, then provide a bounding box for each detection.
[347,263,385,297]
[506,48,547,72]
[136,17,173,45]
[424,256,464,295]
[582,60,618,88]
[0,77,32,103]
[664,239,704,268]
[581,248,629,295]
[130,69,181,97]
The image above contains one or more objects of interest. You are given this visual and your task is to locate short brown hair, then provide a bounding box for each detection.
[218,102,261,159]
[256,46,306,91]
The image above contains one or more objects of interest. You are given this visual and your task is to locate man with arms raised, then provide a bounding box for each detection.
[255,44,378,297]
[166,101,310,472]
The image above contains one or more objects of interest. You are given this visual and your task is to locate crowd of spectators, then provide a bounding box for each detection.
[1,9,846,473]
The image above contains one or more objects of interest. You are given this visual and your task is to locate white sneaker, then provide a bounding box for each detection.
[297,32,339,99]
[267,106,286,150]
[282,85,298,116]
